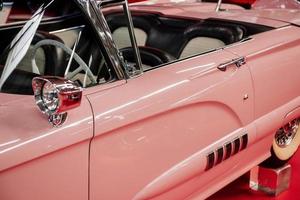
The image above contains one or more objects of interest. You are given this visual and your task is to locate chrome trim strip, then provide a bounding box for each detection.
[123,0,143,72]
[241,134,248,150]
[215,147,224,165]
[50,25,85,34]
[205,152,215,171]
[232,138,240,155]
[76,0,126,80]
[224,142,232,160]
[98,0,143,76]
[205,133,248,170]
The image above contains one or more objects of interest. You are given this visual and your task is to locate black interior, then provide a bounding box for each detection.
[121,46,176,67]
[106,12,273,59]
[0,9,109,94]
[0,31,68,95]
[0,5,274,95]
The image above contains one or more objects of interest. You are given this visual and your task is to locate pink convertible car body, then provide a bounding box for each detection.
[0,0,300,199]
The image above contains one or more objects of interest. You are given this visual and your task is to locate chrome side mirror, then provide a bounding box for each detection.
[32,77,82,127]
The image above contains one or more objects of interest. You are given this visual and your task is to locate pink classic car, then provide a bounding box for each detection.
[0,0,300,199]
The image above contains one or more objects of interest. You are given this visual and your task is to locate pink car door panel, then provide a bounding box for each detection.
[226,26,300,141]
[88,49,255,199]
[0,94,93,200]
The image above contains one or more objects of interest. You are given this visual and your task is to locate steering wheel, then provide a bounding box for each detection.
[30,39,97,84]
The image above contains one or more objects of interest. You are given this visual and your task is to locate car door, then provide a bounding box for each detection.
[226,26,300,141]
[0,2,96,199]
[88,47,255,199]
[0,93,93,200]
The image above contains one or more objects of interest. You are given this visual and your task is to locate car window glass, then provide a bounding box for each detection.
[0,0,115,95]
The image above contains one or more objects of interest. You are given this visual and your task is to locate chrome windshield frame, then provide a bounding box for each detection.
[97,0,143,76]
[76,0,127,80]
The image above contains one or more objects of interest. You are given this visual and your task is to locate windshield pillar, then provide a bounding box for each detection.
[97,0,143,77]
[122,0,143,73]
[76,0,127,80]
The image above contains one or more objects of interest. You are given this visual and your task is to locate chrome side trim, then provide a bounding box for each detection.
[241,134,248,150]
[215,147,224,165]
[224,142,232,160]
[205,133,248,171]
[49,25,85,34]
[205,152,215,171]
[123,0,143,72]
[232,137,241,155]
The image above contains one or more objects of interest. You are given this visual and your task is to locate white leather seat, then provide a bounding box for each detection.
[180,37,225,58]
[17,47,46,74]
[112,27,147,49]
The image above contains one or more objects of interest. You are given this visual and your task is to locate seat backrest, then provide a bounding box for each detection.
[106,13,154,49]
[112,27,147,49]
[180,22,245,58]
[180,37,225,58]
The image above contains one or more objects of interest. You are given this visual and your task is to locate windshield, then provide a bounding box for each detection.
[0,0,115,95]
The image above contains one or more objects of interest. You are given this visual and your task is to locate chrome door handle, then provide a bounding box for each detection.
[217,57,246,72]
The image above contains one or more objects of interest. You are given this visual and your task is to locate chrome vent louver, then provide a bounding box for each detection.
[205,134,248,171]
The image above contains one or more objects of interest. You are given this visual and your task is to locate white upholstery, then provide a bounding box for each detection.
[71,73,98,87]
[17,47,46,74]
[53,30,79,48]
[180,37,225,58]
[112,27,147,49]
[16,29,79,74]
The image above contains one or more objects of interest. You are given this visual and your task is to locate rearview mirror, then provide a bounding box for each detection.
[32,76,83,127]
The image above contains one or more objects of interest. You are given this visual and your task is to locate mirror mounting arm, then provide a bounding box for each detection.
[215,0,222,12]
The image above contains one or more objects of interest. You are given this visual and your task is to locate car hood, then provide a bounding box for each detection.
[242,9,300,26]
[250,0,300,26]
[0,93,49,171]
[253,0,300,10]
[130,0,300,26]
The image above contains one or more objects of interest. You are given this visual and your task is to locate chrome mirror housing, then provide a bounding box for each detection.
[32,77,82,126]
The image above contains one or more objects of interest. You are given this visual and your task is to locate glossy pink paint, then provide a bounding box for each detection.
[253,0,300,10]
[1,1,300,200]
[126,0,291,27]
[0,93,93,199]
